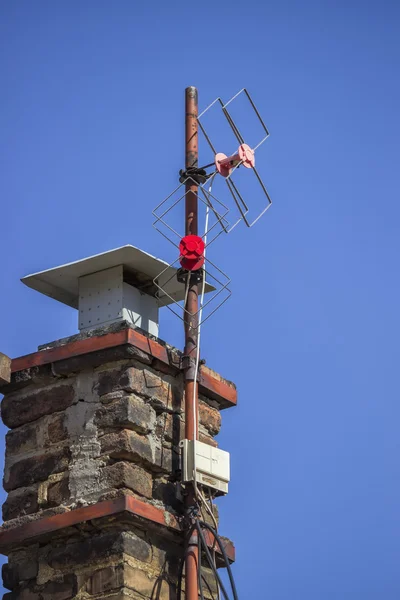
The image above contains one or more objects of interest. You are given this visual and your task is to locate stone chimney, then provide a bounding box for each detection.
[0,320,236,599]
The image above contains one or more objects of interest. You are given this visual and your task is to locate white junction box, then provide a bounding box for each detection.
[180,439,230,495]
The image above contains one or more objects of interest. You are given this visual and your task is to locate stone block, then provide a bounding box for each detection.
[152,478,182,512]
[17,559,38,582]
[5,424,39,457]
[142,370,169,400]
[41,574,76,600]
[53,344,154,376]
[2,563,17,590]
[2,364,54,394]
[4,447,71,492]
[121,530,152,563]
[154,444,177,474]
[150,539,180,577]
[123,565,154,596]
[100,430,153,467]
[199,400,221,436]
[0,352,11,386]
[163,413,184,443]
[96,366,146,397]
[119,564,174,599]
[2,486,38,521]
[95,395,156,434]
[199,431,218,448]
[96,366,182,412]
[161,413,217,448]
[1,384,75,428]
[47,414,68,444]
[144,370,182,412]
[46,530,151,570]
[86,565,123,594]
[101,461,152,499]
[47,476,70,507]
[2,558,38,589]
[99,390,129,404]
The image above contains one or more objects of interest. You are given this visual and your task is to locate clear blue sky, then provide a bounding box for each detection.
[1,2,399,598]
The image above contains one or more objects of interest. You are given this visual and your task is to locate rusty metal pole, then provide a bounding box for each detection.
[184,85,199,600]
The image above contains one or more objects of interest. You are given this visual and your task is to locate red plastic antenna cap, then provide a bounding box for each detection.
[179,235,205,271]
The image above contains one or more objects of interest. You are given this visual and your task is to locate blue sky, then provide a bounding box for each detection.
[1,1,400,598]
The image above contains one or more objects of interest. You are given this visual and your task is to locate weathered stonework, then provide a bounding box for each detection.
[0,323,236,598]
[0,353,11,387]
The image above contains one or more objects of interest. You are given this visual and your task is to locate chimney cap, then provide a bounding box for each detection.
[21,245,214,309]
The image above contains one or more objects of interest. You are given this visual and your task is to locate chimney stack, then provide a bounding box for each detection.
[0,247,236,599]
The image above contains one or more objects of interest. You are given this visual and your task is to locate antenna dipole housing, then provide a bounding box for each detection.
[216,143,255,177]
[179,235,205,271]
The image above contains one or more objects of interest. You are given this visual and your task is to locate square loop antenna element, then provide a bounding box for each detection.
[152,256,231,330]
[152,177,230,249]
[197,88,273,228]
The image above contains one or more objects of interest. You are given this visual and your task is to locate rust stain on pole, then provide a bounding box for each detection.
[184,85,199,600]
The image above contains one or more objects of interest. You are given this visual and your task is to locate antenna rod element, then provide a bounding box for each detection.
[184,85,200,600]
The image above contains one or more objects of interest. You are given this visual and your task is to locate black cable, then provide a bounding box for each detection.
[177,553,184,600]
[179,167,216,185]
[198,520,239,600]
[208,487,220,600]
[196,523,230,600]
[198,527,206,600]
[196,521,232,600]
[178,515,240,600]
[199,161,216,170]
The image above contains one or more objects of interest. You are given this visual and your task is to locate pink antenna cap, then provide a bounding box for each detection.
[238,144,255,168]
[215,144,255,178]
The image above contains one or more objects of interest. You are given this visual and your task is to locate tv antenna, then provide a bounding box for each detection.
[197,88,272,228]
[153,87,273,600]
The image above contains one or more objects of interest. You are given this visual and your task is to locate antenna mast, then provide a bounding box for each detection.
[152,85,273,599]
[183,85,200,600]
